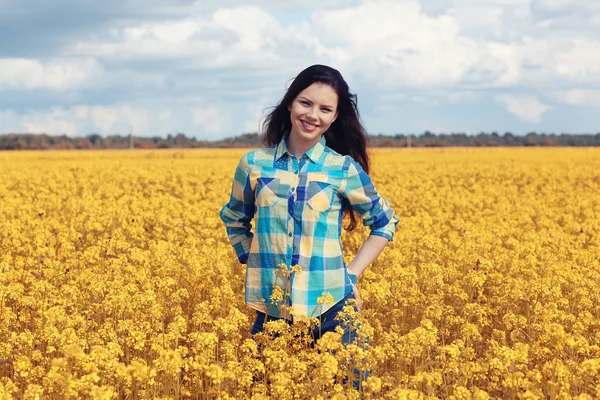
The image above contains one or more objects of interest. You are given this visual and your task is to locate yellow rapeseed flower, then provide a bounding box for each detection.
[0,148,598,398]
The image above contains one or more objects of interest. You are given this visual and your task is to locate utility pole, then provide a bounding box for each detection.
[407,134,411,148]
[129,129,134,149]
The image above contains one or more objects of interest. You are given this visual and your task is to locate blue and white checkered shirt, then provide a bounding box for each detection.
[220,132,399,319]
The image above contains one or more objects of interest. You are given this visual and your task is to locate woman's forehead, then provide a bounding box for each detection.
[297,83,338,106]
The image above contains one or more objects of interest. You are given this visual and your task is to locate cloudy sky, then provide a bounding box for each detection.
[1,0,599,139]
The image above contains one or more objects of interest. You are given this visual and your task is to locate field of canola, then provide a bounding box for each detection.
[0,147,599,399]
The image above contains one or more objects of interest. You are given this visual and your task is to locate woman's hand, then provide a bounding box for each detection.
[352,284,363,311]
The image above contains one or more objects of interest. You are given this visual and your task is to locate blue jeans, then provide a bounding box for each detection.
[250,291,370,389]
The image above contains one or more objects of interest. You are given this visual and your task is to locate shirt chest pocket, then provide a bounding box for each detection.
[306,181,335,212]
[256,177,287,207]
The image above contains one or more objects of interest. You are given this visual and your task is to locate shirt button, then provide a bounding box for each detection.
[288,232,293,237]
[291,187,295,192]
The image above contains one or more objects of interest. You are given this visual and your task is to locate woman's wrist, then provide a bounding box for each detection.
[347,261,362,275]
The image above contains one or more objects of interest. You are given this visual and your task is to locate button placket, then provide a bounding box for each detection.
[288,156,299,252]
[291,156,299,175]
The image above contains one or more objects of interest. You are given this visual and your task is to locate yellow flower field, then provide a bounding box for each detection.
[0,147,599,399]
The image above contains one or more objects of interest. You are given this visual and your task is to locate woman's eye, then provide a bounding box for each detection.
[301,101,310,106]
[321,109,331,113]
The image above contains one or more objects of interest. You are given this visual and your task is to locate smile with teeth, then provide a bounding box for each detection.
[301,120,318,131]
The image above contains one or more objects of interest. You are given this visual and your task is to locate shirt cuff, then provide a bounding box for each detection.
[347,270,358,286]
[370,214,399,242]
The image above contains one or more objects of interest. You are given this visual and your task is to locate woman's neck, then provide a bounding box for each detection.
[286,132,321,159]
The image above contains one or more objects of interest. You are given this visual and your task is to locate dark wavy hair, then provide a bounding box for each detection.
[262,64,370,231]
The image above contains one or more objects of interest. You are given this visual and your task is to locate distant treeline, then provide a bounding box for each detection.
[1,131,599,150]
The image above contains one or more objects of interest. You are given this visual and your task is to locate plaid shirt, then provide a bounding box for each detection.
[220,132,399,319]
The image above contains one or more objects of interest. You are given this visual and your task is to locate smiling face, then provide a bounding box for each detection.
[288,82,339,146]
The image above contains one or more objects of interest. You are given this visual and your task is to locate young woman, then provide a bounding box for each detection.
[219,64,399,373]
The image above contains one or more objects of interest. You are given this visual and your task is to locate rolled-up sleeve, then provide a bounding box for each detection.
[340,157,400,242]
[219,153,256,263]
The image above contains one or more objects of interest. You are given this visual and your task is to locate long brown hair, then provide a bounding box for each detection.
[262,64,370,231]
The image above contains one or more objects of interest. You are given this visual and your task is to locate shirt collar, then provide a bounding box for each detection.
[275,131,327,163]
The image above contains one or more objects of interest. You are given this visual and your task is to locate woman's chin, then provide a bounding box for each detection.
[294,127,322,142]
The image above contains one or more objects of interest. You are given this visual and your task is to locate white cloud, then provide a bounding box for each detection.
[530,0,600,30]
[313,1,482,87]
[0,58,102,90]
[532,0,600,14]
[3,0,600,136]
[548,89,600,107]
[308,0,550,90]
[447,91,478,102]
[0,107,79,135]
[67,5,314,70]
[89,106,149,134]
[0,105,150,135]
[459,55,509,85]
[554,39,600,81]
[192,106,227,136]
[20,108,78,135]
[17,1,600,94]
[497,94,552,122]
[533,0,576,13]
[70,19,220,60]
[0,102,246,138]
[63,1,524,91]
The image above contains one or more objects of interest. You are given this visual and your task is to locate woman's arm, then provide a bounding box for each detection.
[219,153,256,264]
[347,235,389,310]
[340,157,400,310]
[347,235,389,277]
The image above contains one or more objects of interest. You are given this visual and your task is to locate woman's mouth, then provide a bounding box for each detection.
[301,120,318,132]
